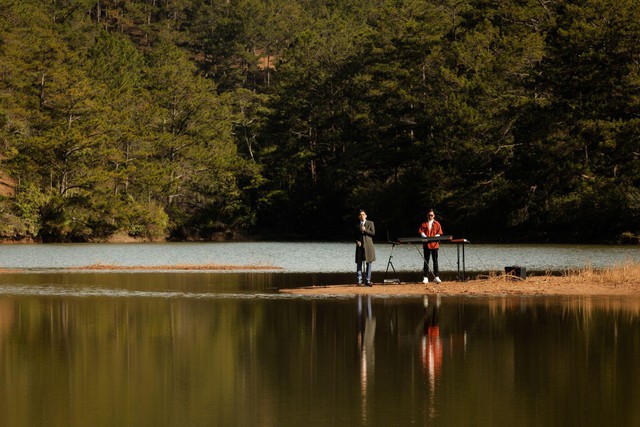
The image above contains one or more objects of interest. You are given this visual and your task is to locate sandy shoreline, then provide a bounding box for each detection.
[279,275,640,296]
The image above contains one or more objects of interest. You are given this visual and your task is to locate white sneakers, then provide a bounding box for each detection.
[423,277,429,283]
[424,276,442,283]
[434,277,442,284]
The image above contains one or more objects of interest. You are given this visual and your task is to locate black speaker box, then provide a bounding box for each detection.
[505,266,526,279]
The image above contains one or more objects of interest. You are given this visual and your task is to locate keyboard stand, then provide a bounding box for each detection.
[383,241,401,284]
[451,239,470,281]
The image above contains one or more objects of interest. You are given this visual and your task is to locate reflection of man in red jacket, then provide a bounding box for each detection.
[418,209,443,283]
[421,295,442,394]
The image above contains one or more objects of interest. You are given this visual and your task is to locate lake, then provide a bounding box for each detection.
[0,242,639,426]
[1,241,639,273]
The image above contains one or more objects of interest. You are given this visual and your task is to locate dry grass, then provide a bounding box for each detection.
[481,261,640,284]
[563,261,640,285]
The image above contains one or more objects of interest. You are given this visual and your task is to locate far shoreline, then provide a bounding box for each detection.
[0,263,283,273]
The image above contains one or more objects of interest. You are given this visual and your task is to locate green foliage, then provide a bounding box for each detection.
[0,0,261,242]
[1,0,639,242]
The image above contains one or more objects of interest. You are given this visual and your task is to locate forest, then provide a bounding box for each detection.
[1,0,639,243]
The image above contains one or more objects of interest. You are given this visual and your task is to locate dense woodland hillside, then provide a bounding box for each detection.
[0,0,639,243]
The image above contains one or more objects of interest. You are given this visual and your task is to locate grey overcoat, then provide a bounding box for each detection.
[355,220,376,263]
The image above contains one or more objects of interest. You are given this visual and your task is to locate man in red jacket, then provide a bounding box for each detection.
[418,209,443,283]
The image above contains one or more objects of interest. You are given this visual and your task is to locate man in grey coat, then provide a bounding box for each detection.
[355,209,376,286]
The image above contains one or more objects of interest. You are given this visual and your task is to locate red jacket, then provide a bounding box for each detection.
[418,220,443,249]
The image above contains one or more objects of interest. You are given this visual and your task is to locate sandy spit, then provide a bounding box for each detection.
[279,275,640,297]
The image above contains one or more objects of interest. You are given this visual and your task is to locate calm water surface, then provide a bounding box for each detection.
[1,243,640,426]
[0,282,639,427]
[1,241,639,272]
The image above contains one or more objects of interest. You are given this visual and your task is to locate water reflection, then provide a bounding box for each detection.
[421,294,442,417]
[0,271,359,295]
[1,287,640,426]
[357,295,376,423]
[418,295,469,420]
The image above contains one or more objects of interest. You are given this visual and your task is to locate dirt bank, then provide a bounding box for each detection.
[279,274,640,297]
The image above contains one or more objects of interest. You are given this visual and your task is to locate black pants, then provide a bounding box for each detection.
[423,247,439,277]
